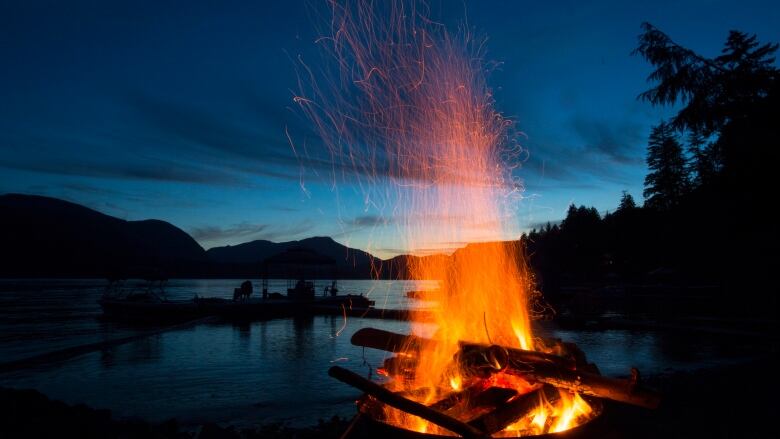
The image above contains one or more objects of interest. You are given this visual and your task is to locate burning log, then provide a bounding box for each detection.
[351,327,661,409]
[380,356,418,379]
[510,362,660,409]
[467,385,559,435]
[459,342,577,370]
[429,386,518,413]
[328,366,487,438]
[464,387,518,411]
[459,344,660,409]
[427,388,473,412]
[350,327,434,354]
[352,328,576,368]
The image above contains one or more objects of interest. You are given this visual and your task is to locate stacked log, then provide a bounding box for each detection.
[331,327,660,437]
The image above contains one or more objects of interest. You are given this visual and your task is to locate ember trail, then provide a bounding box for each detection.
[294,1,659,436]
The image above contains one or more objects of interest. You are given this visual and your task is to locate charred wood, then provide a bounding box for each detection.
[467,386,557,435]
[351,327,661,409]
[350,327,434,355]
[328,366,487,438]
[429,386,518,413]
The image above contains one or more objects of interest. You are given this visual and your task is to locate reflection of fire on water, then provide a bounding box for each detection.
[293,1,659,436]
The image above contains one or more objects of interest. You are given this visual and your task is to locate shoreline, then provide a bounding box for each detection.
[0,386,350,439]
[3,354,778,438]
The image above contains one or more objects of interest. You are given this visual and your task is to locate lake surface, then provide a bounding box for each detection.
[0,279,760,428]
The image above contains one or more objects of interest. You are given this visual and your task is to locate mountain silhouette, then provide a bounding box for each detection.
[0,193,468,279]
[207,236,381,278]
[0,193,417,278]
[0,194,209,278]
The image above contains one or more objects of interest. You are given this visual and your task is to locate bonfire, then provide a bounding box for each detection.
[292,1,660,436]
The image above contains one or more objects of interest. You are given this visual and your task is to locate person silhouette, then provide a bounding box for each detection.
[241,280,253,299]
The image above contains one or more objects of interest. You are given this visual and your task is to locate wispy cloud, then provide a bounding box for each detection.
[351,215,391,227]
[569,115,644,166]
[190,222,269,242]
[192,220,316,248]
[0,134,253,186]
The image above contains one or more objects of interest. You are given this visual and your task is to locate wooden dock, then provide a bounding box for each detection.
[100,295,428,323]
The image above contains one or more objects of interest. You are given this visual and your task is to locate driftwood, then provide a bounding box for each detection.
[350,327,661,409]
[328,366,487,438]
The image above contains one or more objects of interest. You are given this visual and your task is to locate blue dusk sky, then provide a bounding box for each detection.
[1,1,778,258]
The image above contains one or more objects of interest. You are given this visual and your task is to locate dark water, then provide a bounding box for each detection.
[0,279,758,428]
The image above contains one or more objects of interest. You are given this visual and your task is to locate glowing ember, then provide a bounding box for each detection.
[295,1,598,435]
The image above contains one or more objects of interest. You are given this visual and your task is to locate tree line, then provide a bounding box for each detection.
[522,24,778,313]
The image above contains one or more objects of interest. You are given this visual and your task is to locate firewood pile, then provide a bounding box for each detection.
[329,327,660,438]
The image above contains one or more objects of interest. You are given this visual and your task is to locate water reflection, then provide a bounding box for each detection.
[0,279,763,428]
[292,315,314,359]
[98,334,164,370]
[233,321,252,353]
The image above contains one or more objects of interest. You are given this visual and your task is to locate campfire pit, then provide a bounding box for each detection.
[355,391,604,439]
[329,327,659,438]
[297,2,661,436]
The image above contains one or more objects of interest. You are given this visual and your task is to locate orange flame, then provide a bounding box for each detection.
[294,1,592,435]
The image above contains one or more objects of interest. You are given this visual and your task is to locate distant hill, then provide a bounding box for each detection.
[383,253,450,279]
[207,236,382,278]
[0,194,209,277]
[0,193,459,279]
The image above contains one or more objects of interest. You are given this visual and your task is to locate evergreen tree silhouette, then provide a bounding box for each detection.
[643,122,689,210]
[617,191,637,212]
[633,23,777,135]
[685,131,723,188]
[633,23,778,186]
